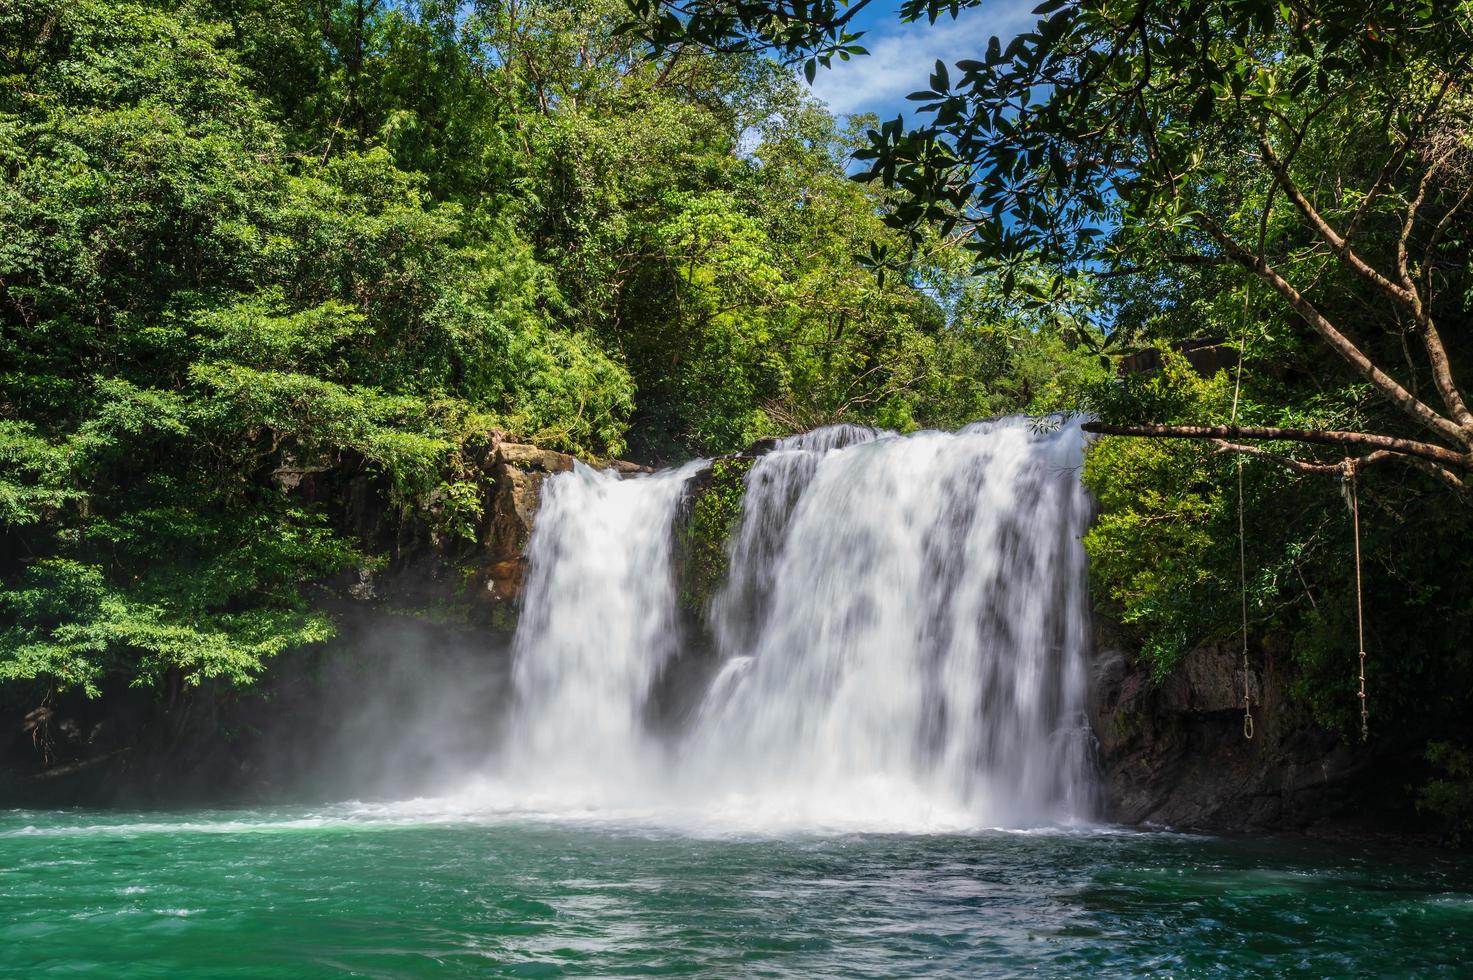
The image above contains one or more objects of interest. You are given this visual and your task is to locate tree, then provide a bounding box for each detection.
[458,0,1014,458]
[4,0,1062,695]
[631,0,1473,488]
[0,0,633,692]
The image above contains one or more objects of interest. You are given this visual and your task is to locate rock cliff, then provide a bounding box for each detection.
[1088,619,1427,835]
[321,437,648,628]
[0,437,646,804]
[1,438,1428,837]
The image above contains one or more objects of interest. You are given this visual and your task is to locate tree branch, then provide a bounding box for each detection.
[1254,128,1414,307]
[1394,150,1473,427]
[1193,214,1470,449]
[1399,455,1470,492]
[1209,440,1418,475]
[1344,67,1463,241]
[1082,421,1472,469]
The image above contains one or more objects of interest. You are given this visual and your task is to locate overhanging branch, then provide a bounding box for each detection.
[1082,421,1472,470]
[1207,440,1388,475]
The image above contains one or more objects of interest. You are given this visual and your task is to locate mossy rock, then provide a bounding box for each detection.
[673,455,753,615]
[487,600,521,633]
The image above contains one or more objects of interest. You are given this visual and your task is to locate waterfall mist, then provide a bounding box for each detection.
[468,417,1098,832]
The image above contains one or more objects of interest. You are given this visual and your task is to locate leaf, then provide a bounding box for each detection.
[1189,87,1215,124]
[930,59,950,93]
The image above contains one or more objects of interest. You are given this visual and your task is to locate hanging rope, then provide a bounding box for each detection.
[1230,302,1254,741]
[1345,460,1369,741]
[1237,453,1254,740]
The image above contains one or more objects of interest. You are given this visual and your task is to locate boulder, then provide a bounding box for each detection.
[1089,622,1370,831]
[496,442,576,473]
[603,458,654,475]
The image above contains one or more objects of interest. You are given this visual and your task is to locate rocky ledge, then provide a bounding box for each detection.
[3,434,1434,836]
[0,436,649,804]
[1089,620,1433,837]
[326,437,649,630]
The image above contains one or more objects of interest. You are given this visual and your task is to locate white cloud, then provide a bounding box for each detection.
[808,2,1041,118]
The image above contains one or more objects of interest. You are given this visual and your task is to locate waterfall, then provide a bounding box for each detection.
[494,417,1097,830]
[498,459,705,803]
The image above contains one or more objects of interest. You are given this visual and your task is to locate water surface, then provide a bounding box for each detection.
[2,805,1469,977]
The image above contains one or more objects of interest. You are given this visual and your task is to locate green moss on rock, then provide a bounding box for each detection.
[675,456,753,614]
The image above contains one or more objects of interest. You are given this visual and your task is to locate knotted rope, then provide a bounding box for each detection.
[1344,460,1369,741]
[1230,308,1254,741]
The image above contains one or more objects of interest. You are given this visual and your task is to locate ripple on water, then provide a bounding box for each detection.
[0,808,1470,977]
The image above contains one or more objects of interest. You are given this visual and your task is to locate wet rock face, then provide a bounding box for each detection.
[1088,622,1371,832]
[336,439,627,630]
[0,438,596,803]
[477,443,576,606]
[0,615,518,807]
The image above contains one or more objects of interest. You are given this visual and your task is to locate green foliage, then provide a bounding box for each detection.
[1084,359,1235,675]
[676,456,754,613]
[647,0,1473,768]
[643,0,1473,286]
[0,0,1095,697]
[0,0,630,692]
[429,480,486,545]
[916,260,1108,427]
[0,546,339,696]
[0,421,78,526]
[1085,339,1473,737]
[1418,743,1473,841]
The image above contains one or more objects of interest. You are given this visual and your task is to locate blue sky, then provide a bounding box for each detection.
[807,1,1041,121]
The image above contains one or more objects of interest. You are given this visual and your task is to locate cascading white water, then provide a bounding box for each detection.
[493,417,1097,830]
[498,459,705,805]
